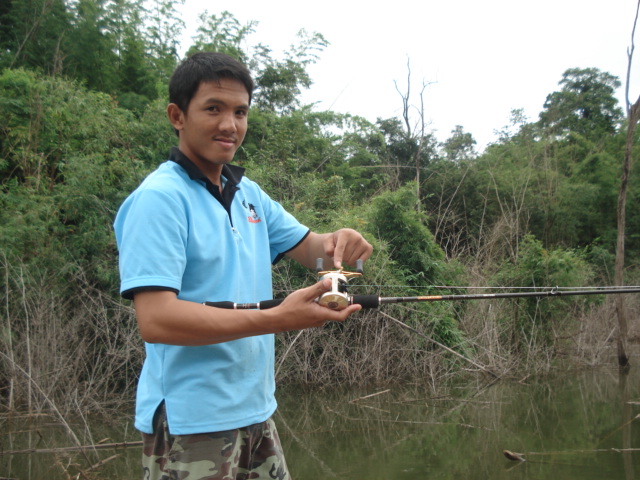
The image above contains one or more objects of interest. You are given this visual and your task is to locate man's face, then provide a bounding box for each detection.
[169,78,250,175]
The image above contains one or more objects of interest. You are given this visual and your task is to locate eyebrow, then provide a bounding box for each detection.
[202,98,250,110]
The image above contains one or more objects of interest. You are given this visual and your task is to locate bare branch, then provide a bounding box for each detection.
[626,0,640,115]
[394,57,413,136]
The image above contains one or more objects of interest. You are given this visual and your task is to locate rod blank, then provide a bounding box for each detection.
[204,287,640,311]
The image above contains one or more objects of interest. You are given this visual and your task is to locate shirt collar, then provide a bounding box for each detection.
[168,146,245,189]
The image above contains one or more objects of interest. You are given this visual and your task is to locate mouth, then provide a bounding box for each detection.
[214,137,237,148]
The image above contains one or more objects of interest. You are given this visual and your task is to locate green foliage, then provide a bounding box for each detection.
[364,184,467,351]
[144,0,185,82]
[242,108,389,207]
[0,68,147,291]
[252,30,328,114]
[187,10,255,62]
[64,0,120,93]
[441,125,477,163]
[1,0,180,109]
[0,0,71,72]
[491,235,594,350]
[0,6,638,391]
[366,183,445,285]
[495,235,593,290]
[377,117,438,186]
[428,103,634,258]
[539,67,623,141]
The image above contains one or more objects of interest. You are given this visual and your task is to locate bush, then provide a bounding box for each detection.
[0,68,151,292]
[491,234,594,350]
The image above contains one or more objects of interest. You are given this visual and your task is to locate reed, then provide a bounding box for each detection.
[1,243,638,415]
[0,256,142,416]
[1,243,638,479]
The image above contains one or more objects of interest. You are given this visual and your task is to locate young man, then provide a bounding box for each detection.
[114,52,372,479]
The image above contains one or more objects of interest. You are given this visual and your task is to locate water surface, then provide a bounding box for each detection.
[279,367,640,479]
[2,366,639,479]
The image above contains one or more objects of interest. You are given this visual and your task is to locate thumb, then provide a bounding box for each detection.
[312,277,333,297]
[294,278,332,303]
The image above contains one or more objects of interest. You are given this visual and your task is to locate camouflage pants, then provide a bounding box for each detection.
[141,403,290,480]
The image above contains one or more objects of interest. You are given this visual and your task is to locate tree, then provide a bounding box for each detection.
[393,58,435,209]
[377,117,438,191]
[186,10,255,63]
[1,0,177,104]
[366,183,446,285]
[539,67,623,141]
[143,0,184,83]
[107,0,161,107]
[614,0,640,368]
[252,30,328,114]
[65,0,120,92]
[442,125,477,163]
[0,68,143,290]
[1,0,71,73]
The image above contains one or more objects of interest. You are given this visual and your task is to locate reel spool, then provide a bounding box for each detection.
[315,258,363,310]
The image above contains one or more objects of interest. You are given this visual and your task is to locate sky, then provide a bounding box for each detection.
[179,0,639,151]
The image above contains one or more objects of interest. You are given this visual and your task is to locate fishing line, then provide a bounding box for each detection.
[349,284,640,291]
[204,259,640,311]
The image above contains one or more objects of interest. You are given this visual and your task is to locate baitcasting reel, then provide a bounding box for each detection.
[315,258,363,310]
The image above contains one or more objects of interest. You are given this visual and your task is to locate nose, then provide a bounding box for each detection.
[219,112,237,133]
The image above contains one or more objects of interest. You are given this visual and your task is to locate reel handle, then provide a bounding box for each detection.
[315,258,365,273]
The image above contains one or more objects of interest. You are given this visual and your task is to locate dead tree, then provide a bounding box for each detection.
[394,58,432,211]
[615,0,640,368]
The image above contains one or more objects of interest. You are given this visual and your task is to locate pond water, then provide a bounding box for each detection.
[2,364,640,479]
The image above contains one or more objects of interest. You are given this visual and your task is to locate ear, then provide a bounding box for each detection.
[167,103,185,132]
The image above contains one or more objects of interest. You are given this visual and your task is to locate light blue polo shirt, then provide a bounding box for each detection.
[114,148,309,435]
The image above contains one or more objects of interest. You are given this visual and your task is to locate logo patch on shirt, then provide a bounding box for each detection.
[243,200,262,223]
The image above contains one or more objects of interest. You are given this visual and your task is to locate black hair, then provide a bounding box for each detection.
[168,52,255,114]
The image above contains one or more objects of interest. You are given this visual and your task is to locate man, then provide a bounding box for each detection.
[114,52,372,480]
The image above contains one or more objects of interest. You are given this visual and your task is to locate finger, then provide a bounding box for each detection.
[336,241,355,266]
[331,232,348,268]
[341,243,372,267]
[352,244,373,265]
[360,239,374,261]
[325,303,362,321]
[344,244,365,267]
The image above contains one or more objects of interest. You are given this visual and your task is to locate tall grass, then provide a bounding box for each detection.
[0,255,142,417]
[1,248,638,421]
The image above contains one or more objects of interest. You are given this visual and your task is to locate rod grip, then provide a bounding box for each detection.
[350,295,380,309]
[258,298,285,309]
[204,299,285,310]
[204,301,236,309]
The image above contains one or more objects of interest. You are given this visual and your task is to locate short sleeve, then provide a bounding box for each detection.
[114,187,188,299]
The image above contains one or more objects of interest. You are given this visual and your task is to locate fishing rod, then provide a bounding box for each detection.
[204,259,640,311]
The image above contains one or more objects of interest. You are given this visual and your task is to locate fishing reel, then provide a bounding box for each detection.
[315,258,363,310]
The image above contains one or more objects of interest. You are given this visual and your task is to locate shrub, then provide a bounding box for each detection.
[491,234,594,350]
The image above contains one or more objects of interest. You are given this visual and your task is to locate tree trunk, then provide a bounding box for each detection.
[614,112,636,367]
[616,0,640,367]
